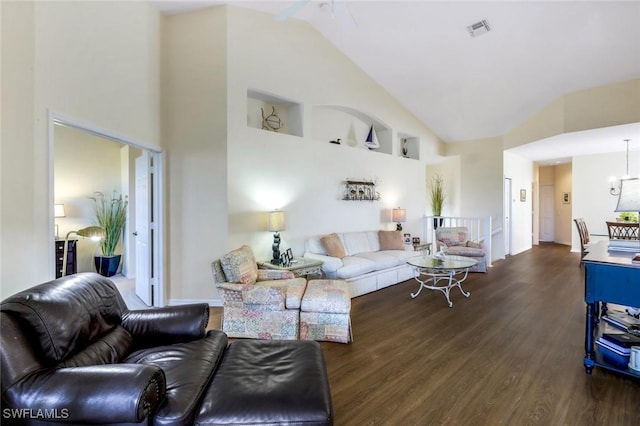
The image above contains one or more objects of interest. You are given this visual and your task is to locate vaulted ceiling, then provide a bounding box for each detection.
[153,1,640,162]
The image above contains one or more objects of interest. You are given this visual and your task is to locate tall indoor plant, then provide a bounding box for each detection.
[429,174,446,228]
[90,191,128,276]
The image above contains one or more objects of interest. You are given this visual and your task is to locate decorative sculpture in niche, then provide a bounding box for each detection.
[261,106,283,132]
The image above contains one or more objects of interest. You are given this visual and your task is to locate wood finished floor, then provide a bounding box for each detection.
[208,244,639,425]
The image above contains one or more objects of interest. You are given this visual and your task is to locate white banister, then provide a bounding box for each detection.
[424,215,493,267]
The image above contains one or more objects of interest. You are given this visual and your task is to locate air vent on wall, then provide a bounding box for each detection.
[467,19,491,38]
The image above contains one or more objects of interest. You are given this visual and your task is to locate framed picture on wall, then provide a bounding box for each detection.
[520,189,526,202]
[563,192,570,204]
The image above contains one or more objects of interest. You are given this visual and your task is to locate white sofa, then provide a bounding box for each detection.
[303,231,418,298]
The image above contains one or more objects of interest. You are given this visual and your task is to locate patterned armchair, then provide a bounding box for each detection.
[211,245,307,340]
[435,227,488,272]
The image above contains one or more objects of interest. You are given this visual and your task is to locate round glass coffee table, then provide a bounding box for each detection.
[407,255,478,307]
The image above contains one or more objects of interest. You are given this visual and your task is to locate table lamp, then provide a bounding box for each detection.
[392,208,406,231]
[268,210,286,265]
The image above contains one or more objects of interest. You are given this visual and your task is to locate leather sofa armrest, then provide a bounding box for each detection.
[122,304,209,346]
[3,364,166,424]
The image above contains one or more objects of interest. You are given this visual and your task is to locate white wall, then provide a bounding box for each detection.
[1,1,161,297]
[162,7,229,302]
[572,151,640,251]
[224,6,440,268]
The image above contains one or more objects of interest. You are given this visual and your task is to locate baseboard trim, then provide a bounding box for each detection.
[168,298,222,307]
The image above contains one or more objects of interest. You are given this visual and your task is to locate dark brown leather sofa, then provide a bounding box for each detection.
[1,273,333,425]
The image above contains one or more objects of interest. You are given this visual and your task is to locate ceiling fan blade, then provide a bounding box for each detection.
[275,0,311,22]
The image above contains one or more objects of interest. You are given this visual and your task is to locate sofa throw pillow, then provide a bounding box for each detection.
[220,245,258,284]
[320,233,346,258]
[378,230,403,250]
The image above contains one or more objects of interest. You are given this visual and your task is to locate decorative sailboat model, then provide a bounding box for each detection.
[364,125,380,150]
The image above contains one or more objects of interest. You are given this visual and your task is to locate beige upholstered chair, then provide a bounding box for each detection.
[434,227,487,272]
[211,245,307,340]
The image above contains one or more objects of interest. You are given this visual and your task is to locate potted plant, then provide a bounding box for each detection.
[90,191,128,277]
[618,211,639,222]
[429,174,446,228]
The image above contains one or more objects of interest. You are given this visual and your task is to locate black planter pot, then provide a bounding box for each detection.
[94,255,121,277]
[433,218,444,229]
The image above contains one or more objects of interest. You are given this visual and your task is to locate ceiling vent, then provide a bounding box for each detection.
[467,19,491,38]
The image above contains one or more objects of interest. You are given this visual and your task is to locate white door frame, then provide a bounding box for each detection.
[48,111,165,307]
[504,177,512,256]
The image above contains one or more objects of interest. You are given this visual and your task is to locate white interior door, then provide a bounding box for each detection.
[540,185,555,242]
[135,152,152,305]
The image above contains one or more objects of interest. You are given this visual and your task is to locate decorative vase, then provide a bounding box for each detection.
[94,255,121,277]
[433,218,444,229]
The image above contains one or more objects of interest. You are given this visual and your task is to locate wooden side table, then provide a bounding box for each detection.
[259,257,323,278]
[413,242,432,255]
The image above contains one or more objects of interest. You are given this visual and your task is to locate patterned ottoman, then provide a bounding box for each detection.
[300,279,352,343]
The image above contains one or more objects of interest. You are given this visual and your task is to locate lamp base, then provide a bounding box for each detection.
[396,223,403,231]
[272,232,281,265]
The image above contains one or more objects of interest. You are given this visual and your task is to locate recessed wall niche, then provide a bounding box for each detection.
[246,89,303,137]
[312,105,392,155]
[398,132,420,160]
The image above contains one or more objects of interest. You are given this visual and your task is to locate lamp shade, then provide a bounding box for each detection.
[392,208,406,223]
[75,226,105,241]
[268,210,286,232]
[614,178,640,212]
[54,204,66,218]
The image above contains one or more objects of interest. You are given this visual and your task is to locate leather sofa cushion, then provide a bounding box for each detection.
[0,274,127,363]
[61,326,132,368]
[124,330,228,426]
[195,340,332,426]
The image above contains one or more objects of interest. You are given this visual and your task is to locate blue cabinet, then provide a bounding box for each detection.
[583,241,640,377]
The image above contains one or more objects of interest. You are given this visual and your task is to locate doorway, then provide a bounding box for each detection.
[540,185,555,242]
[49,113,164,307]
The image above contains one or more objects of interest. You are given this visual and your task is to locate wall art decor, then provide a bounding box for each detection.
[342,179,380,201]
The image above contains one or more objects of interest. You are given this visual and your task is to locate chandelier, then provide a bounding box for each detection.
[609,139,637,196]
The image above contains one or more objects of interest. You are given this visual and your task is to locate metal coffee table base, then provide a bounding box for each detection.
[410,268,471,308]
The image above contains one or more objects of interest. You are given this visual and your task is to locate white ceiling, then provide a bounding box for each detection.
[151,0,640,163]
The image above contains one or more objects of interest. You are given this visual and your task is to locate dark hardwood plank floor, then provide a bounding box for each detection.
[208,244,639,425]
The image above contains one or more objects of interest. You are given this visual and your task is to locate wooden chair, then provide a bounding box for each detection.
[606,221,640,240]
[573,218,591,267]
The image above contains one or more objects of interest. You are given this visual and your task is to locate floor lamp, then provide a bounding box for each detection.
[62,226,105,277]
